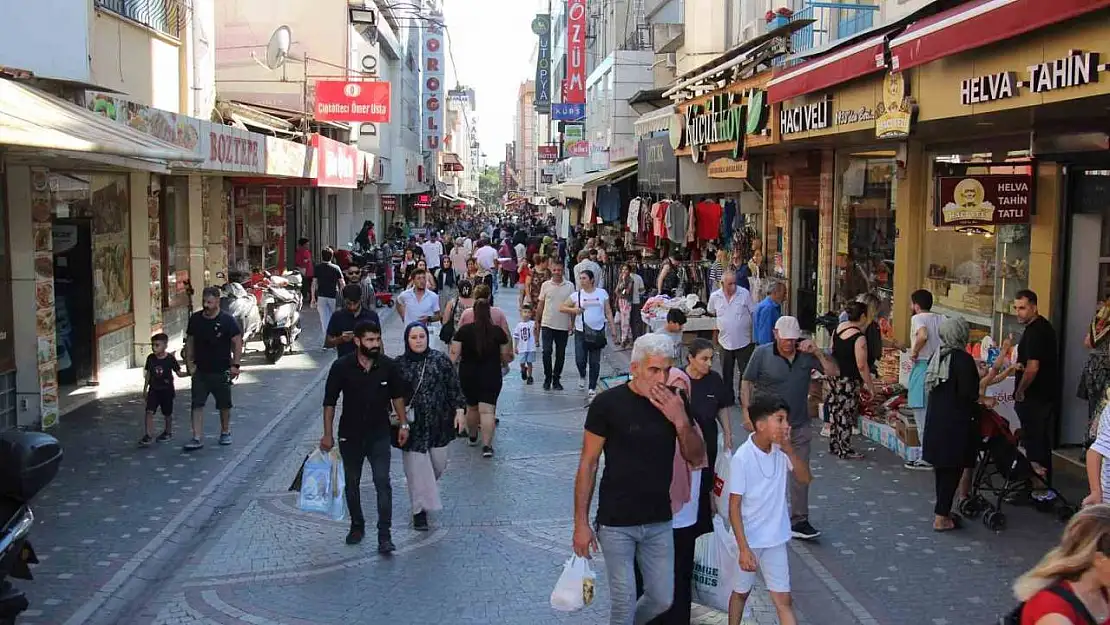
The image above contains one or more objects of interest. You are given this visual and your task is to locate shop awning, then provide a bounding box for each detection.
[0,78,203,166]
[441,152,464,172]
[562,161,638,199]
[890,0,1110,72]
[634,105,676,138]
[767,34,888,104]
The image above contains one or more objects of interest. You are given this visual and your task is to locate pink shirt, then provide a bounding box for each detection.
[666,368,708,514]
[458,306,512,338]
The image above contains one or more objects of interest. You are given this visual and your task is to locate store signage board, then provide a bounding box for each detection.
[382,195,398,211]
[960,50,1102,105]
[533,14,552,114]
[422,14,446,151]
[538,145,559,161]
[707,157,748,179]
[312,134,358,188]
[551,102,585,121]
[876,71,915,139]
[565,0,587,104]
[637,134,678,194]
[935,174,1034,227]
[564,124,589,157]
[836,107,875,125]
[780,96,832,135]
[673,89,770,162]
[314,81,391,123]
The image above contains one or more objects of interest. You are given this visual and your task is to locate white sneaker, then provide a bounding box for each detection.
[578,379,586,391]
[587,390,597,404]
[903,459,933,471]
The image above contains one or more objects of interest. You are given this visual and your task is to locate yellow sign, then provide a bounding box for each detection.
[876,71,914,139]
[707,157,749,179]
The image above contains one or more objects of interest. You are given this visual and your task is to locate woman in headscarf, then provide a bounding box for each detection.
[397,322,466,531]
[1081,300,1110,442]
[922,316,981,532]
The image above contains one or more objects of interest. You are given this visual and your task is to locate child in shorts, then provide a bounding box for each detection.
[140,333,188,447]
[1085,389,1110,506]
[728,393,812,625]
[513,304,537,385]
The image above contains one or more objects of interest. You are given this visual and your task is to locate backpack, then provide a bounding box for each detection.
[999,583,1097,625]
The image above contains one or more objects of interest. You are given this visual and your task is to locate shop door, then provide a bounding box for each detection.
[792,207,819,333]
[1063,212,1109,444]
[52,220,94,386]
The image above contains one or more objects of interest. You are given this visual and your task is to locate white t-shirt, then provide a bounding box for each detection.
[729,437,793,549]
[673,470,702,529]
[420,241,443,268]
[514,243,527,264]
[397,288,440,326]
[1091,404,1110,503]
[513,320,537,353]
[540,280,576,330]
[708,287,755,350]
[474,245,499,271]
[911,311,944,361]
[568,288,610,331]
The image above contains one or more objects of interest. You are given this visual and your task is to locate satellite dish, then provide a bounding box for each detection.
[265,26,292,70]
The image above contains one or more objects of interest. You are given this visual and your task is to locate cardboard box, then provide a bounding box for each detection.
[924,278,950,297]
[859,416,922,462]
[894,417,921,447]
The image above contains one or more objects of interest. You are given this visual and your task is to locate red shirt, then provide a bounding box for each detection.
[295,248,313,277]
[1021,583,1103,624]
[695,201,723,241]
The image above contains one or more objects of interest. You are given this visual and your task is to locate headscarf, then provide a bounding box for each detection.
[402,322,431,362]
[924,316,969,397]
[665,368,707,514]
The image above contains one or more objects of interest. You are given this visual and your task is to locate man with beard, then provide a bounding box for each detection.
[184,286,243,451]
[320,321,408,552]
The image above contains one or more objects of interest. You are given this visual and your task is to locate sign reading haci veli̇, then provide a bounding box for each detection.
[935,174,1034,227]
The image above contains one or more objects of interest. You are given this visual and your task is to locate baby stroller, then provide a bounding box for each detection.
[957,408,1077,531]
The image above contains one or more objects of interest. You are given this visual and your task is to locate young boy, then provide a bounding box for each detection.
[513,304,537,385]
[728,393,811,625]
[655,307,687,364]
[140,333,188,447]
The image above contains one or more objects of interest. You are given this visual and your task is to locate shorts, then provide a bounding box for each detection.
[733,542,790,594]
[518,351,536,365]
[145,388,175,416]
[191,370,233,410]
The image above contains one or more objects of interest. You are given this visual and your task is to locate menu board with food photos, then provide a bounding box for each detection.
[91,177,133,324]
[30,169,58,429]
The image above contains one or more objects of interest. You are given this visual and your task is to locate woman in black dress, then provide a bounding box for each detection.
[450,297,512,459]
[922,316,980,532]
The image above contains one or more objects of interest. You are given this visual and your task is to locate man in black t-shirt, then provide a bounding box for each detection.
[326,284,382,358]
[184,287,243,451]
[312,248,345,342]
[1014,289,1059,486]
[572,333,706,624]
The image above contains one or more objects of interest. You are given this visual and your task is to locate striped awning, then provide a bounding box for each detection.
[634,104,676,138]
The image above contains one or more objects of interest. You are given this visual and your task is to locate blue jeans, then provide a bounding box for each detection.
[597,522,674,625]
[575,331,602,391]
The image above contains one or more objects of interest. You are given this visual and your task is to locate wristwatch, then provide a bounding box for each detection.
[399,423,410,430]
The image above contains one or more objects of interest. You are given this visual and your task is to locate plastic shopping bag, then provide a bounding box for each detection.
[712,443,732,522]
[550,555,596,612]
[327,451,347,522]
[297,450,347,521]
[691,516,741,613]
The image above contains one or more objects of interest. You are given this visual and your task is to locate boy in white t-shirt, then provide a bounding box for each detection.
[513,304,538,385]
[728,393,811,625]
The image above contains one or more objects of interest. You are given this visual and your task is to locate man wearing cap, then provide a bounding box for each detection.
[741,316,838,541]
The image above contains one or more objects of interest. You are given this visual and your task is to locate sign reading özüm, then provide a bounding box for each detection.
[935,173,1034,227]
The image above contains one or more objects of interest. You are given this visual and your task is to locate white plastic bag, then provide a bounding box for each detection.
[712,444,732,522]
[691,516,741,612]
[550,556,596,612]
[297,450,347,521]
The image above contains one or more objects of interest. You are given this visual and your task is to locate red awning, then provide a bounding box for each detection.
[768,34,888,104]
[890,0,1110,72]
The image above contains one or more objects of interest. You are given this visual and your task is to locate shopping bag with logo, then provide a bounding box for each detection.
[297,450,345,519]
[712,442,732,522]
[550,555,596,612]
[691,516,740,612]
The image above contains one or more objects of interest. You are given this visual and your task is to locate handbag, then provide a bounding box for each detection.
[390,359,427,449]
[439,297,460,343]
[578,291,607,350]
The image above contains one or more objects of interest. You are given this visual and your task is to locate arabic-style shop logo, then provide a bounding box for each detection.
[343,83,362,98]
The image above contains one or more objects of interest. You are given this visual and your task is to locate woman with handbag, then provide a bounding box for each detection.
[439,279,474,345]
[450,295,513,458]
[396,322,466,531]
[560,269,617,404]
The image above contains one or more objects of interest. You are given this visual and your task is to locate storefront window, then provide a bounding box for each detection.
[160,177,190,309]
[232,186,288,274]
[834,155,897,327]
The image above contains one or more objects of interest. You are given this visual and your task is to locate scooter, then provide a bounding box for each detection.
[0,430,63,624]
[260,271,303,364]
[219,271,263,345]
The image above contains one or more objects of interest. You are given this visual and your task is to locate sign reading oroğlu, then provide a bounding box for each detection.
[935,174,1034,227]
[314,81,391,123]
[960,50,1101,105]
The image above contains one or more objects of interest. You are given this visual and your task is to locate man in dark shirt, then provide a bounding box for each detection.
[1014,289,1059,486]
[312,248,345,341]
[572,333,705,624]
[326,284,381,358]
[184,287,243,451]
[320,320,408,552]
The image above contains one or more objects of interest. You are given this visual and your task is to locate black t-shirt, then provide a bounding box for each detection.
[687,370,731,450]
[584,384,677,527]
[1017,315,1058,403]
[326,307,382,358]
[186,311,241,373]
[145,353,181,391]
[453,323,507,371]
[323,353,408,440]
[313,262,344,298]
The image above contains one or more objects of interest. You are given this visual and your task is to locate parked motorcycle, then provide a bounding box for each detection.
[0,430,63,624]
[219,271,263,345]
[260,271,303,364]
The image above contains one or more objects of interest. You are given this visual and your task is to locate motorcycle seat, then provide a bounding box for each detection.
[268,287,298,303]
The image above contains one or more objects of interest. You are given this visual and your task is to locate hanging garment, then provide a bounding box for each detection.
[666,200,688,245]
[653,200,669,240]
[723,199,737,238]
[627,197,642,234]
[695,200,724,241]
[597,184,622,223]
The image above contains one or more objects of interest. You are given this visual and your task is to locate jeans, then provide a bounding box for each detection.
[1016,398,1055,485]
[720,343,755,401]
[542,327,569,381]
[318,296,337,339]
[598,522,675,625]
[634,525,698,625]
[789,424,813,524]
[338,435,392,533]
[575,331,602,390]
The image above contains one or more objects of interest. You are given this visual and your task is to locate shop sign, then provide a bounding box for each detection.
[265,136,310,178]
[541,172,554,184]
[538,145,559,161]
[422,14,445,151]
[565,0,587,104]
[707,157,748,179]
[415,194,432,208]
[935,174,1033,227]
[674,89,769,162]
[637,134,678,194]
[876,71,915,139]
[207,127,263,172]
[312,135,358,188]
[313,80,391,123]
[551,102,585,121]
[960,50,1101,105]
[835,106,875,125]
[780,96,831,135]
[564,124,589,157]
[381,195,398,211]
[533,14,552,114]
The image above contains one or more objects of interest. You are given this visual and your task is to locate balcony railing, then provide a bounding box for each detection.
[94,0,186,39]
[775,2,877,66]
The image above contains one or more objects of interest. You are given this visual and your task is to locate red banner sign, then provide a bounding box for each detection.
[935,174,1034,227]
[381,195,398,211]
[314,81,391,123]
[538,145,559,161]
[311,134,358,188]
[565,0,587,104]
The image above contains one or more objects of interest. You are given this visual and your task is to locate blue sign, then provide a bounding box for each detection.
[551,103,585,121]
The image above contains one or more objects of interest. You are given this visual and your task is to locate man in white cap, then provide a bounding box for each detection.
[741,315,838,541]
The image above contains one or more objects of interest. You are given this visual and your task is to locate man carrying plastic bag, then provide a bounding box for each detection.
[550,555,596,612]
[297,449,347,522]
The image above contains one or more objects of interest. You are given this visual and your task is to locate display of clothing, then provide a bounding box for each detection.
[652,201,668,239]
[665,200,688,244]
[627,197,642,234]
[723,199,736,239]
[597,184,622,223]
[695,200,723,241]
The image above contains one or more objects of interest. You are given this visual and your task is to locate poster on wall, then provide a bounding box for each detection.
[91,177,132,324]
[935,173,1034,227]
[148,183,163,331]
[30,169,58,429]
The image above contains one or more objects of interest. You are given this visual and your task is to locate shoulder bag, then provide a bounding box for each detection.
[579,291,607,350]
[439,297,460,343]
[390,359,427,449]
